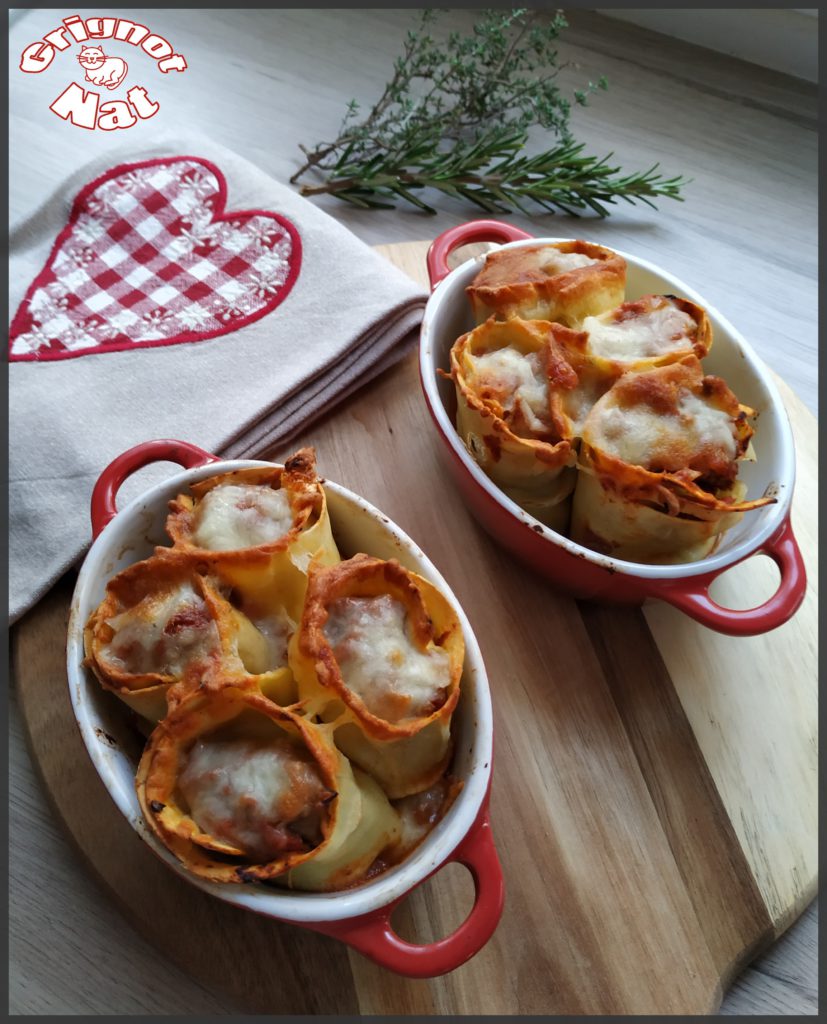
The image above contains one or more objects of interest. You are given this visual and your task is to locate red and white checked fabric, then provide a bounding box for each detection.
[9,157,301,361]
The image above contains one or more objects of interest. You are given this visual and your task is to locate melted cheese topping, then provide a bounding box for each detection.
[539,248,599,275]
[180,735,329,861]
[591,390,737,470]
[324,595,451,723]
[583,297,695,361]
[102,582,219,676]
[191,484,294,551]
[469,346,550,434]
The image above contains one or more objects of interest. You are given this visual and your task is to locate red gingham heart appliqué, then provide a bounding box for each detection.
[10,156,302,362]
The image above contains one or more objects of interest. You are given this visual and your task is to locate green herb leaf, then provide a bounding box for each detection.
[291,9,688,217]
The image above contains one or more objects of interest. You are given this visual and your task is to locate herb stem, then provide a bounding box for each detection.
[292,9,687,216]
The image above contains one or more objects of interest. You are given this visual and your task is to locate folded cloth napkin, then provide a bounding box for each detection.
[9,135,426,623]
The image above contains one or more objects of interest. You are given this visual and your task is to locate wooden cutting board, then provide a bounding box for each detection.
[13,240,817,1015]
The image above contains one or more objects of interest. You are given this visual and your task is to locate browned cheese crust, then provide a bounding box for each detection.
[295,554,462,743]
[466,240,626,325]
[136,686,340,884]
[584,294,711,363]
[165,446,322,563]
[83,553,235,713]
[571,355,776,562]
[584,357,764,510]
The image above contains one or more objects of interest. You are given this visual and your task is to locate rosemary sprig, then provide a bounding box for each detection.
[292,8,689,216]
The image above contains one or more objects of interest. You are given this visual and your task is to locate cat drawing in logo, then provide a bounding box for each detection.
[77,46,128,90]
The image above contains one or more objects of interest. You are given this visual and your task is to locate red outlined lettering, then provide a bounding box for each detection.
[63,15,89,42]
[126,85,160,118]
[158,53,187,73]
[49,82,98,129]
[114,20,150,45]
[19,42,55,73]
[86,18,116,39]
[97,99,138,130]
[20,14,187,131]
[43,28,71,50]
[141,33,172,60]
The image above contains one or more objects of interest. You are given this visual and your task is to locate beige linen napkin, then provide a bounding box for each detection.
[9,135,426,623]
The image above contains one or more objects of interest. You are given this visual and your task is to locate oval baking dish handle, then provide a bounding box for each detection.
[90,439,220,539]
[314,805,503,978]
[427,220,534,290]
[652,515,807,637]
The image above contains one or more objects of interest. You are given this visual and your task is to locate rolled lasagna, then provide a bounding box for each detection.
[84,550,305,719]
[466,240,626,325]
[136,687,401,890]
[571,358,774,563]
[290,555,464,799]
[166,448,340,619]
[449,317,583,529]
[83,555,276,721]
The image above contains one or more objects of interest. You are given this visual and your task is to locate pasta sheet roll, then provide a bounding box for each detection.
[466,240,626,325]
[213,579,299,706]
[571,357,775,563]
[136,686,401,890]
[165,447,340,620]
[449,318,580,530]
[83,554,275,721]
[290,555,464,799]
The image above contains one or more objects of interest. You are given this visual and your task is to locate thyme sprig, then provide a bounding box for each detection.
[292,9,688,216]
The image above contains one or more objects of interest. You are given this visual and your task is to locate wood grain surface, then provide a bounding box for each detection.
[13,241,817,1016]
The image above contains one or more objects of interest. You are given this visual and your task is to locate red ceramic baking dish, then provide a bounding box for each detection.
[419,221,806,637]
[66,440,503,978]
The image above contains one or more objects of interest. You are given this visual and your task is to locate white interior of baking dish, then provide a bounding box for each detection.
[419,239,796,580]
[67,460,492,924]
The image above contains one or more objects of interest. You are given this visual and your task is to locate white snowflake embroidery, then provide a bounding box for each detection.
[169,236,195,258]
[174,208,222,255]
[30,282,70,316]
[82,194,117,222]
[13,280,80,355]
[248,269,283,300]
[68,246,96,268]
[73,214,107,246]
[213,295,254,322]
[105,308,141,334]
[213,220,252,254]
[200,221,232,248]
[10,324,54,357]
[59,321,99,352]
[60,266,91,292]
[244,219,283,248]
[175,304,214,330]
[178,169,216,201]
[254,250,288,279]
[84,317,122,341]
[179,202,210,227]
[117,170,148,193]
[141,308,173,331]
[91,179,125,208]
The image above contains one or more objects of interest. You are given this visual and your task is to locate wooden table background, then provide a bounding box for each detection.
[9,8,817,1015]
